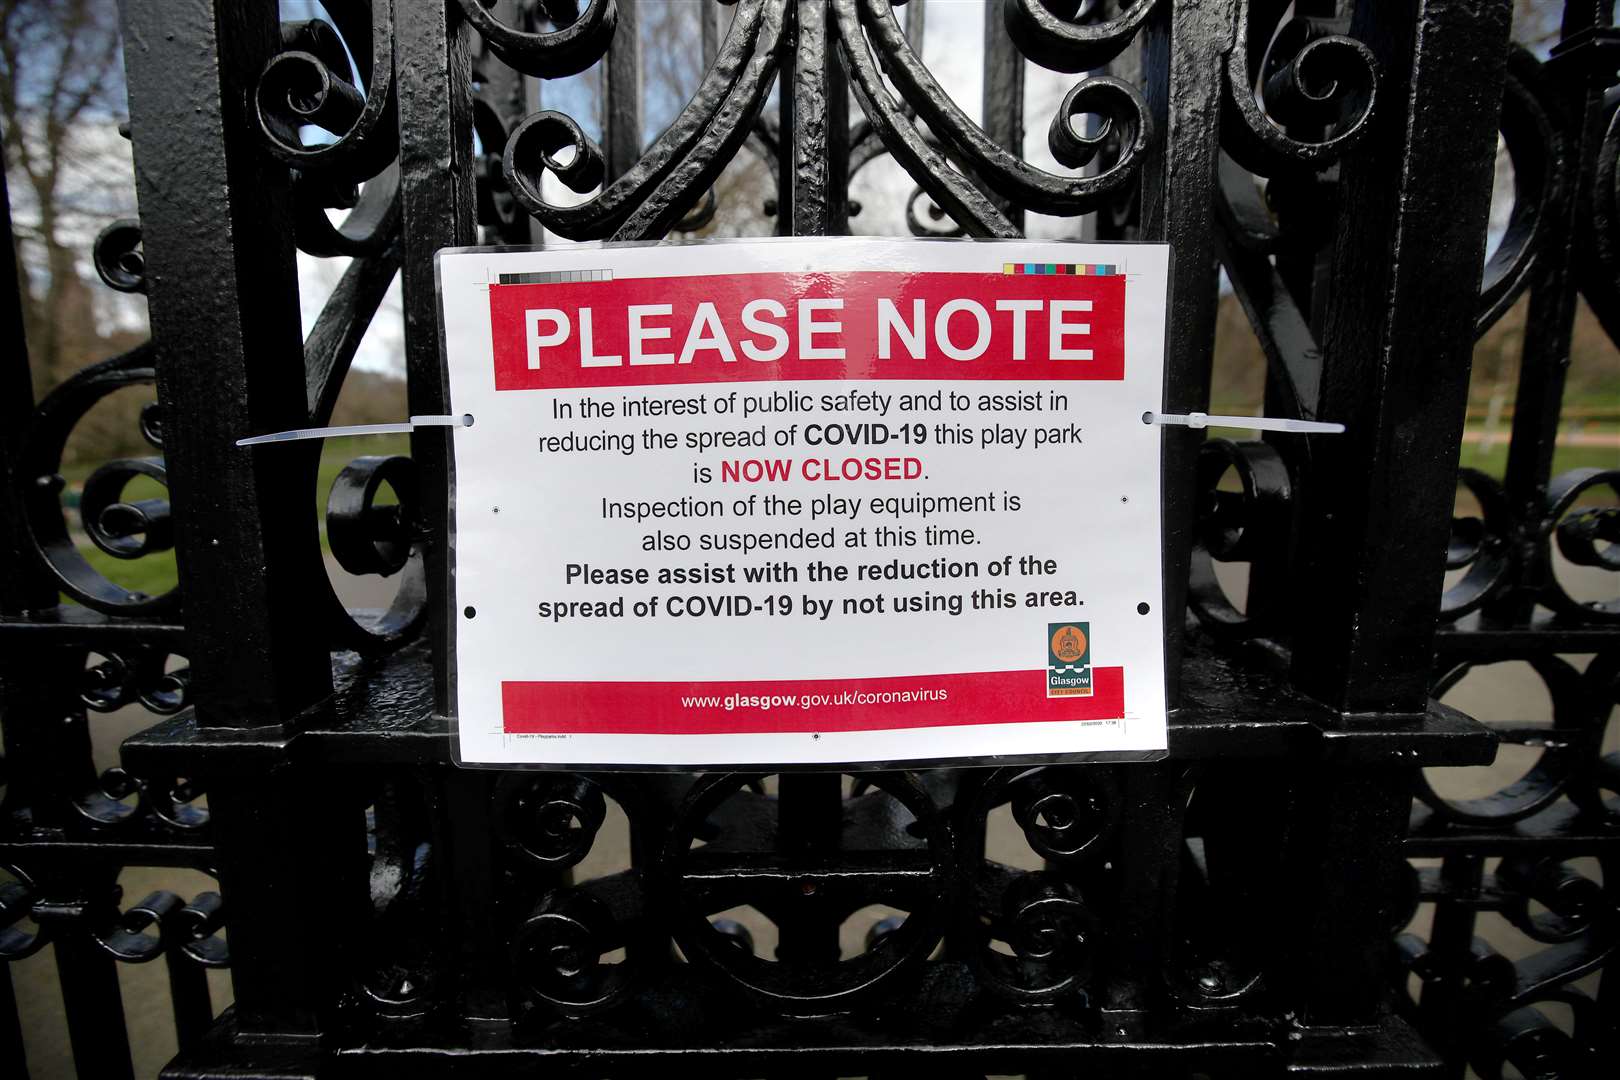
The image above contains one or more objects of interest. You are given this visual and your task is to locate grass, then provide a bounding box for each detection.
[1457,440,1616,478]
[54,431,1613,605]
[65,435,412,603]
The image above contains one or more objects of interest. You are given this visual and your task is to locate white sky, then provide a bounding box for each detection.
[13,0,1519,379]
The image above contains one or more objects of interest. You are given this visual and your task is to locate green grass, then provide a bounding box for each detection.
[1457,440,1616,477]
[77,546,180,600]
[64,435,413,604]
[55,431,1612,605]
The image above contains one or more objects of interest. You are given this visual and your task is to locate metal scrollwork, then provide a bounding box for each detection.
[172,891,229,968]
[660,772,952,1015]
[256,3,401,256]
[1544,468,1620,622]
[256,1,399,181]
[961,767,1116,1003]
[1578,76,1620,343]
[1472,992,1606,1080]
[1007,765,1119,864]
[454,0,619,80]
[1002,0,1157,75]
[473,96,531,244]
[1221,0,1378,177]
[1497,856,1606,944]
[1416,655,1599,825]
[833,0,1014,238]
[1188,438,1291,637]
[17,345,177,615]
[983,872,1101,1002]
[80,649,190,716]
[500,773,608,870]
[322,455,430,653]
[904,183,965,239]
[503,0,784,240]
[71,763,207,832]
[93,890,189,963]
[513,887,636,1013]
[92,218,147,295]
[1440,469,1515,619]
[855,0,1153,217]
[1478,47,1565,335]
[0,868,47,962]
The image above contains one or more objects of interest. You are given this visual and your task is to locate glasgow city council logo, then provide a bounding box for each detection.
[1047,622,1093,698]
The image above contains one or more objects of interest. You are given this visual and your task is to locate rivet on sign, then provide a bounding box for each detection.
[493,506,501,514]
[464,606,477,619]
[1137,602,1151,615]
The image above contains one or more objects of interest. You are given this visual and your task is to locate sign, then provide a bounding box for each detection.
[437,238,1170,767]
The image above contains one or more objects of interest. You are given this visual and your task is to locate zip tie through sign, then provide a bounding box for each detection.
[1143,411,1345,434]
[235,414,474,447]
[239,410,1341,447]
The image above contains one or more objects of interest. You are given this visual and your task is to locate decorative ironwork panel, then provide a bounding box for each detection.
[0,0,1611,1077]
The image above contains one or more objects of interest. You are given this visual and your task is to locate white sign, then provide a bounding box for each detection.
[437,238,1170,766]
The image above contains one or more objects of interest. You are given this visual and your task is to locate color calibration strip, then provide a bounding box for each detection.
[1003,263,1120,276]
[497,269,613,285]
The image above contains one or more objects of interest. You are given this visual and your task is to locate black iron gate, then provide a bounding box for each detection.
[2,1,1616,1076]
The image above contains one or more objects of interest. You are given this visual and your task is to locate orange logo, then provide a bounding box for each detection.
[1051,625,1087,663]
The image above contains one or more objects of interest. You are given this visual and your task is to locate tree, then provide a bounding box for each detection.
[0,0,133,395]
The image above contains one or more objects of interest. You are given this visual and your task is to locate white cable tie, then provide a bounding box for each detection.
[1142,411,1345,435]
[235,414,472,447]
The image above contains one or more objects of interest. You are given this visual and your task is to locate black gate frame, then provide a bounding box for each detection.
[2,1,1616,1077]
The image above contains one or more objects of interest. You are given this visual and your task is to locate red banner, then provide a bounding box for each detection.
[489,271,1126,390]
[502,666,1125,735]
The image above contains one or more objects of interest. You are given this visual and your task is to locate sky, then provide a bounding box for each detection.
[13,0,1527,379]
[298,1,1085,377]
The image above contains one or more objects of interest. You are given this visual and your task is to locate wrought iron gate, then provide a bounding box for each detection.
[2,0,1616,1076]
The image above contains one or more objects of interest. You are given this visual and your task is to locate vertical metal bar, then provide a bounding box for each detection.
[0,650,94,833]
[783,0,849,236]
[485,1,530,127]
[0,156,55,615]
[207,773,368,1036]
[1492,6,1611,624]
[164,951,213,1051]
[396,0,478,716]
[1139,0,1234,704]
[701,0,723,65]
[0,965,27,1080]
[1290,0,1514,713]
[1247,0,1339,630]
[1417,853,1483,1045]
[602,0,643,180]
[1282,765,1413,1024]
[439,769,506,1019]
[774,5,796,239]
[119,0,332,727]
[1101,763,1184,1011]
[52,925,135,1080]
[523,9,547,247]
[981,3,1026,234]
[775,772,843,965]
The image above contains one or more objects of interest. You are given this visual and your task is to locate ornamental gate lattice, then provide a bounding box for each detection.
[1,1,1617,1077]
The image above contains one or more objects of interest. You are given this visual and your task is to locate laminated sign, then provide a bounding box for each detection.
[437,238,1170,767]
